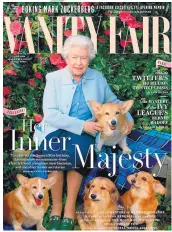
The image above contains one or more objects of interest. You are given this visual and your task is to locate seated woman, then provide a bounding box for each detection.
[33,35,134,230]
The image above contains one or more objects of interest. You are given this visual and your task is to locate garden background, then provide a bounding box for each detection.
[3,2,171,230]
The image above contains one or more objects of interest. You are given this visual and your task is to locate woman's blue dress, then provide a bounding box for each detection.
[39,129,95,176]
[38,76,96,176]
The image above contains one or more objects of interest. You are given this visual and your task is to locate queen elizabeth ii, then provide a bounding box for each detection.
[33,35,134,230]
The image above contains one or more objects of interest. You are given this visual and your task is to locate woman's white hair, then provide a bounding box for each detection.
[62,35,96,60]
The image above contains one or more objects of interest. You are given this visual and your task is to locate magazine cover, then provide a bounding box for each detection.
[3,1,171,231]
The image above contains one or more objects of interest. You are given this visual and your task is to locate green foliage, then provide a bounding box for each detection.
[3,152,19,194]
[154,194,171,230]
[3,3,171,230]
[3,3,171,145]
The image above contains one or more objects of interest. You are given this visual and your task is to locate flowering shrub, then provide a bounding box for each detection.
[34,114,43,123]
[10,20,23,35]
[3,87,11,96]
[49,53,62,65]
[3,2,171,230]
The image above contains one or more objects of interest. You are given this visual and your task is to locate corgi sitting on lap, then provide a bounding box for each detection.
[89,100,134,153]
[3,174,56,230]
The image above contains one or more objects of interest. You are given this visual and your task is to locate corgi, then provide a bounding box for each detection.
[89,100,134,153]
[3,174,56,230]
[120,171,167,230]
[77,177,119,230]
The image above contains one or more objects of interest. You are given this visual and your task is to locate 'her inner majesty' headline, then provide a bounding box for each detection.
[11,120,167,177]
[4,16,171,54]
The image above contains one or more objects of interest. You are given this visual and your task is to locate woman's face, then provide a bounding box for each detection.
[66,46,89,78]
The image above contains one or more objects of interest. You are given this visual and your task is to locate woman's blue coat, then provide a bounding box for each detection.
[33,66,133,146]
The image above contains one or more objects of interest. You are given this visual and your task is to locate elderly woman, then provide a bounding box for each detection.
[33,35,134,230]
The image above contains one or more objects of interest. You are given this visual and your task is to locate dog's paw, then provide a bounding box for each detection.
[122,147,131,154]
[77,214,82,220]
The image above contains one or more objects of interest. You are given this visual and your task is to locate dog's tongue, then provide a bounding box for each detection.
[35,198,41,206]
[109,125,116,130]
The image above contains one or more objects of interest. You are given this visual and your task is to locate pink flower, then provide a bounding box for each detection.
[126,17,140,28]
[14,38,20,50]
[14,38,27,50]
[119,11,131,22]
[104,28,110,36]
[13,51,18,56]
[10,20,23,35]
[28,79,36,87]
[105,11,112,16]
[3,87,11,96]
[64,30,72,37]
[98,38,105,43]
[41,60,46,65]
[56,60,67,69]
[3,59,8,66]
[34,114,43,123]
[15,6,22,17]
[4,69,17,76]
[120,40,129,48]
[35,54,43,59]
[138,23,143,29]
[3,97,7,105]
[81,2,91,6]
[127,37,139,43]
[62,16,66,25]
[119,11,142,28]
[20,41,27,47]
[49,54,62,65]
[34,72,42,79]
[77,18,86,30]
[5,42,9,47]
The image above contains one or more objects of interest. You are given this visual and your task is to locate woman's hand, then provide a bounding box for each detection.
[83,121,103,134]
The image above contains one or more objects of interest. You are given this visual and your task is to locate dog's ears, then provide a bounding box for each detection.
[17,174,29,186]
[88,100,102,118]
[83,180,93,200]
[110,187,119,204]
[46,177,57,189]
[152,180,167,195]
[121,100,134,114]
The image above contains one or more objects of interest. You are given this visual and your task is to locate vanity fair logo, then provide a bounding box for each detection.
[4,15,171,54]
